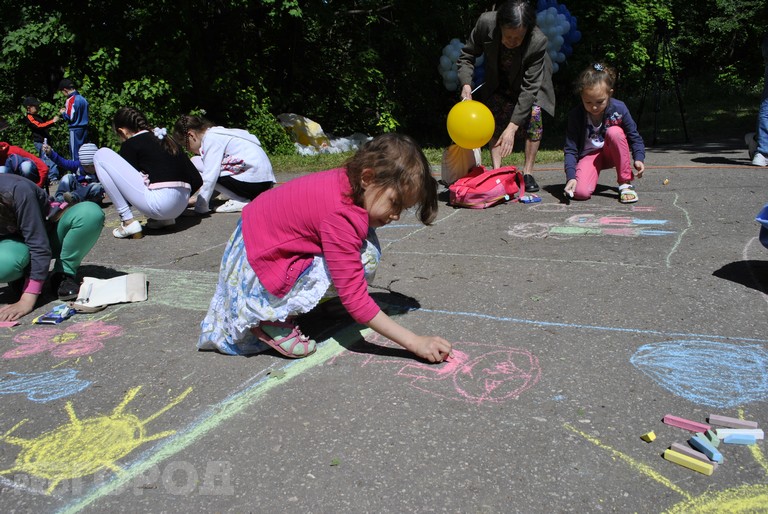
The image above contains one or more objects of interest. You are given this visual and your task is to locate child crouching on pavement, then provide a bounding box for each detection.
[43,143,105,205]
[198,133,452,362]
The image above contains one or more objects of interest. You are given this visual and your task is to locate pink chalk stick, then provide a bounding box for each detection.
[0,321,19,328]
[707,414,758,429]
[670,442,719,469]
[663,414,711,433]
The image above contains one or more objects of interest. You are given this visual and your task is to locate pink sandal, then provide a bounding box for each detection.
[250,320,316,358]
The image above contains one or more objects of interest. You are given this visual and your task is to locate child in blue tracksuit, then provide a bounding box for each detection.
[58,78,89,160]
[43,142,104,205]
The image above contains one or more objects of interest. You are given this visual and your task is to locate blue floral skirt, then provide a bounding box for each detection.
[198,220,381,355]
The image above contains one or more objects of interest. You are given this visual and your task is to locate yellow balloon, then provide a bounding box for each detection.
[446,100,495,149]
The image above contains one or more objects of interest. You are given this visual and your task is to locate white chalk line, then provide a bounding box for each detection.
[666,192,692,268]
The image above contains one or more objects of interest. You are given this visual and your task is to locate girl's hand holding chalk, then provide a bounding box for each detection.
[564,178,577,198]
[410,335,453,363]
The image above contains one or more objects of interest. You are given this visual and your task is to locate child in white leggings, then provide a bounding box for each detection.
[93,107,202,238]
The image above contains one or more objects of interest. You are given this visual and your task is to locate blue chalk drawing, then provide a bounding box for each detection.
[630,340,768,408]
[639,229,676,236]
[0,369,91,403]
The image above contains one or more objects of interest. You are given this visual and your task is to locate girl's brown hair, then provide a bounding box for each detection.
[345,133,438,225]
[574,62,617,95]
[172,114,215,152]
[112,107,183,155]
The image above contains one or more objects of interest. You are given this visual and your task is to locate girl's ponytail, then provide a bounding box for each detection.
[113,107,183,155]
[172,114,215,153]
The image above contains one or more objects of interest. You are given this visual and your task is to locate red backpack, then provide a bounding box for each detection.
[448,165,525,209]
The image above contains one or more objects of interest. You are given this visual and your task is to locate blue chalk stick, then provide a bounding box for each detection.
[723,434,757,445]
[690,434,724,463]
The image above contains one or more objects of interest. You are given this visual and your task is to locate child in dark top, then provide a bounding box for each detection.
[563,63,646,203]
[22,96,61,181]
[43,142,104,205]
[93,107,203,239]
[0,174,104,320]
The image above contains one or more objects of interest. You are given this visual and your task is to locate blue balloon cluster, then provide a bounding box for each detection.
[536,0,581,73]
[438,39,483,92]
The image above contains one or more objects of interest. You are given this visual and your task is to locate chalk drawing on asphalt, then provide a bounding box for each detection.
[566,417,768,514]
[630,340,768,408]
[0,370,91,403]
[329,332,541,405]
[0,385,192,494]
[3,321,124,360]
[507,214,675,239]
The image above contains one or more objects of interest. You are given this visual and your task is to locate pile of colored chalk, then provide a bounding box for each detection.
[654,414,761,476]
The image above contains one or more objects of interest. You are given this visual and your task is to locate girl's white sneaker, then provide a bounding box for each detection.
[214,199,248,213]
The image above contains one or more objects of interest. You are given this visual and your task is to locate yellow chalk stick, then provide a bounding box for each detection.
[640,431,656,442]
[663,449,714,476]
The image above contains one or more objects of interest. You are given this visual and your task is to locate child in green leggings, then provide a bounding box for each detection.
[0,174,104,321]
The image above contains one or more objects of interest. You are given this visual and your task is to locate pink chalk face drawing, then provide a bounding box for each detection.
[330,333,541,405]
[3,321,124,359]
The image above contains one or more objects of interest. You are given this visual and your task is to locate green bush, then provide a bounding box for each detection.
[236,89,294,156]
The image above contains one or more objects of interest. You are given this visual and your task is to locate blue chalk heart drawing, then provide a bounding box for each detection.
[0,369,91,403]
[630,340,768,408]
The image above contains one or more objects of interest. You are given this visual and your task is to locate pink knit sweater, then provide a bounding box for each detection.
[241,168,380,324]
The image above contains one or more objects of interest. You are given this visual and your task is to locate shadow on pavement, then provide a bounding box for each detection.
[296,291,422,361]
[712,260,768,294]
[691,155,750,166]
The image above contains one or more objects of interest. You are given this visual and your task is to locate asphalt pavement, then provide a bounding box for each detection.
[1,135,767,513]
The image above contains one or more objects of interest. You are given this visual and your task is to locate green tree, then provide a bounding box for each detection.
[0,0,764,154]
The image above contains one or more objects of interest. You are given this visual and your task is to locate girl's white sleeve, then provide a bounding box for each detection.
[194,135,228,213]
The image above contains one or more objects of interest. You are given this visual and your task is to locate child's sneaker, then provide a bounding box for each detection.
[753,153,768,167]
[54,273,80,300]
[215,199,249,213]
[62,192,79,204]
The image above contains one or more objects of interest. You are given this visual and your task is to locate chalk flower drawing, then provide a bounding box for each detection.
[0,386,192,494]
[3,321,124,359]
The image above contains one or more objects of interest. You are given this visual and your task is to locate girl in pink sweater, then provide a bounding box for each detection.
[199,134,452,362]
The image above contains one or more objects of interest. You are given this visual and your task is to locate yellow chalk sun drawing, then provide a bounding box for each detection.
[0,386,192,494]
[565,413,768,514]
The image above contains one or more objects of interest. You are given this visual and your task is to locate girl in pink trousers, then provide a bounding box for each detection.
[563,63,646,203]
